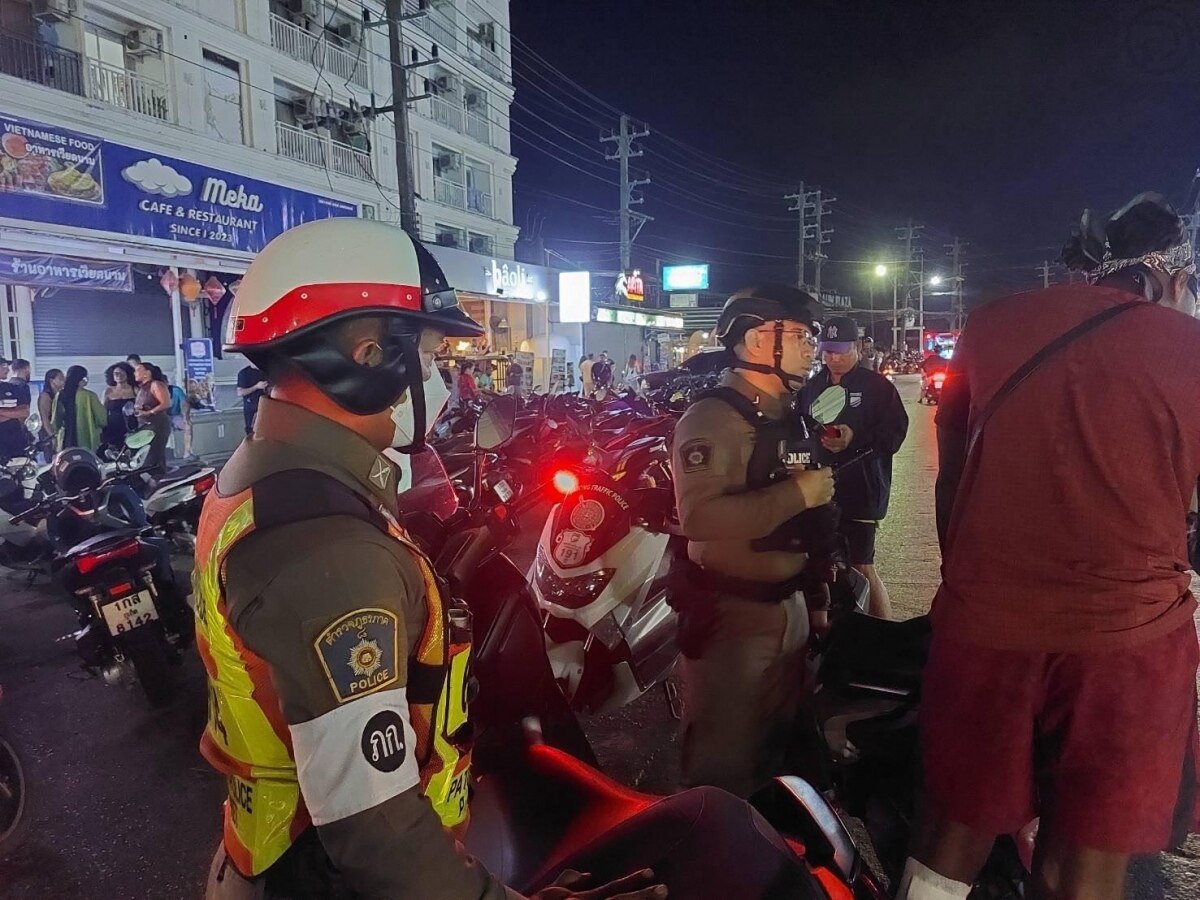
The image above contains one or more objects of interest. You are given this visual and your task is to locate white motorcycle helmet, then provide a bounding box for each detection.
[225,218,482,450]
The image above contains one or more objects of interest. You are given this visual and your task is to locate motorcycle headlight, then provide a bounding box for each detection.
[536,550,616,609]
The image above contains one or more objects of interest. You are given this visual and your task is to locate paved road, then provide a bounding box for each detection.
[0,375,1196,897]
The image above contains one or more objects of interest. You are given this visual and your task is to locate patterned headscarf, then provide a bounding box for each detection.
[1063,192,1195,284]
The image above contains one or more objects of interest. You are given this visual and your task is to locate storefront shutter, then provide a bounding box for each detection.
[32,280,174,357]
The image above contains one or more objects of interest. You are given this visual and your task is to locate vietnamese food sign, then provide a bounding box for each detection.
[0,111,357,254]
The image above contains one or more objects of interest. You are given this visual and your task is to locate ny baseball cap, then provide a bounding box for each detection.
[820,316,860,353]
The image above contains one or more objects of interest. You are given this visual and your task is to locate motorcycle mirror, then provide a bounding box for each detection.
[476,396,517,450]
[809,385,848,425]
[25,412,41,436]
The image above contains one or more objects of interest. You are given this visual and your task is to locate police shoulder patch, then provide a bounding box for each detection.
[679,438,713,473]
[314,608,400,704]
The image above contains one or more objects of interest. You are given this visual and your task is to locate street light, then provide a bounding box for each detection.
[929,275,943,286]
[874,264,888,277]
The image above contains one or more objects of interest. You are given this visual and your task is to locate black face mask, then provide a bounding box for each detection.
[286,325,422,418]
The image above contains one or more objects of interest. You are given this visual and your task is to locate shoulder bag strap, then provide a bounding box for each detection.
[965,300,1143,458]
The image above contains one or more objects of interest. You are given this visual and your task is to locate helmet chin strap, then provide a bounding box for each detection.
[730,320,808,391]
[392,337,427,454]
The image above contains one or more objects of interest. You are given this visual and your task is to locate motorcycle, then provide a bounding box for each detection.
[100,413,217,552]
[10,452,192,707]
[530,408,682,717]
[920,369,946,405]
[397,397,887,899]
[797,612,1030,898]
[0,685,28,856]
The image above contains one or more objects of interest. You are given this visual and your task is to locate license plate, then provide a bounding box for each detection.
[100,590,159,635]
[494,480,514,503]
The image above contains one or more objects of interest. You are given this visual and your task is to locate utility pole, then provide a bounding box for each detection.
[1038,259,1053,289]
[810,190,836,295]
[601,114,651,272]
[785,182,807,288]
[946,236,968,330]
[366,1,436,238]
[894,220,924,350]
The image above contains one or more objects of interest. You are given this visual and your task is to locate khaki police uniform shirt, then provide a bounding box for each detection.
[220,398,513,899]
[672,370,812,583]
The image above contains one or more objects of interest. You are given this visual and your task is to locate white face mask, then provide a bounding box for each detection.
[387,350,449,450]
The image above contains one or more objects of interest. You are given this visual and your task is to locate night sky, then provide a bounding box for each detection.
[509,0,1200,310]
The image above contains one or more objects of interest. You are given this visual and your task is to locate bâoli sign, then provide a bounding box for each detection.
[0,111,357,254]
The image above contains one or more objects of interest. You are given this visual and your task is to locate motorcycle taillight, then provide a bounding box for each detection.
[77,539,140,575]
[193,473,216,495]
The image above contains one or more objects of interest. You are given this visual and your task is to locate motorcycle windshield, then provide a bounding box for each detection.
[395,447,459,524]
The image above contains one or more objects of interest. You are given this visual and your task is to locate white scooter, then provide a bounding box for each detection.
[100,413,216,553]
[530,423,683,717]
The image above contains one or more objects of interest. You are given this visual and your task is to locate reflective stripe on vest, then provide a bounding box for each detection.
[193,483,472,877]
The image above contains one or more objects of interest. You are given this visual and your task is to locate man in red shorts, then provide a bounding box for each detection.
[902,193,1200,900]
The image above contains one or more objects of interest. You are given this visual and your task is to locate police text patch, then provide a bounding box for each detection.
[314,608,400,704]
[679,439,713,473]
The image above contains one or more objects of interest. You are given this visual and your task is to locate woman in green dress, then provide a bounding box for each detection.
[52,365,107,453]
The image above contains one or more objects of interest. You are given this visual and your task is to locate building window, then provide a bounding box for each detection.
[201,48,246,144]
[468,232,493,256]
[435,223,465,250]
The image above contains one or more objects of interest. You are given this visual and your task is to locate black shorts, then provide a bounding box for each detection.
[840,518,877,566]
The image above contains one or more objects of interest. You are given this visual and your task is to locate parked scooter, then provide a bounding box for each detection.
[397,397,887,899]
[530,415,681,716]
[10,450,192,707]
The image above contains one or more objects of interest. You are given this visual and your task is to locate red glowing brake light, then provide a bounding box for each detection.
[193,473,217,495]
[552,470,580,495]
[77,539,140,575]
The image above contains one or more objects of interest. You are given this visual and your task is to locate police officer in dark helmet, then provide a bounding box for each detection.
[670,284,835,798]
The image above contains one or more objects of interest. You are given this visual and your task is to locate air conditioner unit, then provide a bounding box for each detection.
[342,117,368,137]
[335,21,361,43]
[124,28,163,57]
[293,96,320,125]
[437,232,460,248]
[32,0,72,23]
[469,235,491,254]
[464,91,483,109]
[472,22,496,48]
[434,152,457,171]
[288,0,321,17]
[433,75,454,92]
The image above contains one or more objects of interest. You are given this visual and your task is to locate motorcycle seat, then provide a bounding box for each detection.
[466,743,655,891]
[819,613,931,695]
[61,528,142,561]
[153,465,204,486]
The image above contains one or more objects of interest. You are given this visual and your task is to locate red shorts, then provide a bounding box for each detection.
[921,621,1199,854]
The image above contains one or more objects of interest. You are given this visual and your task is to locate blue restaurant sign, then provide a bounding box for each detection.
[0,111,357,255]
[0,249,132,291]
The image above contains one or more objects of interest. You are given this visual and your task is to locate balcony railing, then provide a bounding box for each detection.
[464,110,490,145]
[86,60,170,121]
[430,94,464,133]
[466,186,492,217]
[417,3,458,53]
[466,40,505,82]
[270,14,369,90]
[0,27,85,96]
[276,121,374,182]
[434,177,465,209]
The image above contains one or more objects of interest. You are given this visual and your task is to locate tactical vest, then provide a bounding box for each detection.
[698,386,817,554]
[193,469,472,878]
